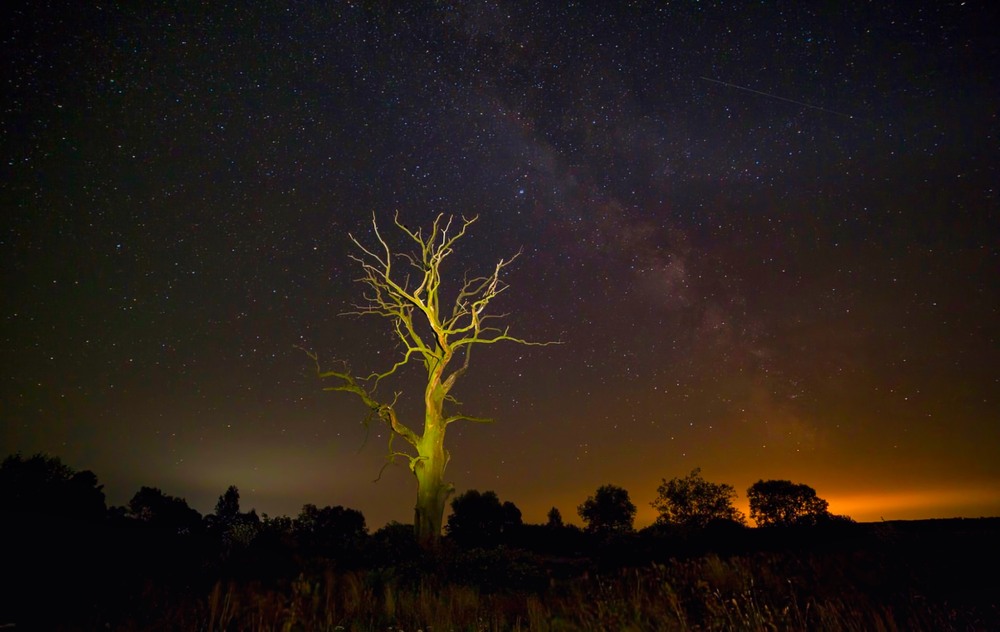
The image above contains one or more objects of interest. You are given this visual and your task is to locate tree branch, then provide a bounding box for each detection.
[443,413,494,426]
[298,347,420,449]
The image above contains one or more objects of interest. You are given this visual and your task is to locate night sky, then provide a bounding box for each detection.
[3,1,998,530]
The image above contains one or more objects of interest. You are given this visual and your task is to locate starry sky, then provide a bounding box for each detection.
[3,1,998,529]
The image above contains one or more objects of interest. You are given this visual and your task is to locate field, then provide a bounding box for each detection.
[6,518,996,631]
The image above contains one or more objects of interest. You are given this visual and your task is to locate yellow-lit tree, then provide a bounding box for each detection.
[304,213,554,546]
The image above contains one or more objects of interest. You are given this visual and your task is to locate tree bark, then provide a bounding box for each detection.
[413,421,452,546]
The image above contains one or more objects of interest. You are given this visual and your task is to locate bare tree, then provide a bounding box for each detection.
[304,213,555,546]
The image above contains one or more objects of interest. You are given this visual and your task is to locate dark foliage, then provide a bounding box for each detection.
[577,483,636,536]
[0,454,110,627]
[128,485,204,534]
[369,520,419,567]
[441,546,550,593]
[446,489,523,548]
[653,467,747,528]
[748,479,833,527]
[546,506,564,528]
[0,452,106,523]
[293,503,368,566]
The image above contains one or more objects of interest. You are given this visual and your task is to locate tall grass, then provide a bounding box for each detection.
[107,549,993,631]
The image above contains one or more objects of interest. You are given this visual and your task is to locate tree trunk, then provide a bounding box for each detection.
[412,417,451,547]
[413,463,449,547]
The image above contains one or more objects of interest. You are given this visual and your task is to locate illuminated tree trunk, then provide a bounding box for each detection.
[413,423,452,546]
[413,379,453,545]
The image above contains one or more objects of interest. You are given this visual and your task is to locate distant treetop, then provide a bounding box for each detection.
[578,484,636,535]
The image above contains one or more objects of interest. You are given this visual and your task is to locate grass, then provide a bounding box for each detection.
[103,549,996,631]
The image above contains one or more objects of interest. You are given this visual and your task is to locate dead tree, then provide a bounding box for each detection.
[304,213,555,546]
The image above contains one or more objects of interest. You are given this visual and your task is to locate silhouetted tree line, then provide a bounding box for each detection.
[0,452,896,628]
[2,452,997,630]
[0,454,855,551]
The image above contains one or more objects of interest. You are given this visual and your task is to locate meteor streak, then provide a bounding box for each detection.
[700,76,856,120]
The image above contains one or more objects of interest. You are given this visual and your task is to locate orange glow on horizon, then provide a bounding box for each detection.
[825,486,1000,522]
[605,486,1000,530]
[517,483,1000,531]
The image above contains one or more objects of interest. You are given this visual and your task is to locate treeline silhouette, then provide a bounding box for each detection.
[2,453,998,630]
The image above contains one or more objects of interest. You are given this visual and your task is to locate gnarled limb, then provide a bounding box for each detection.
[299,347,420,449]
